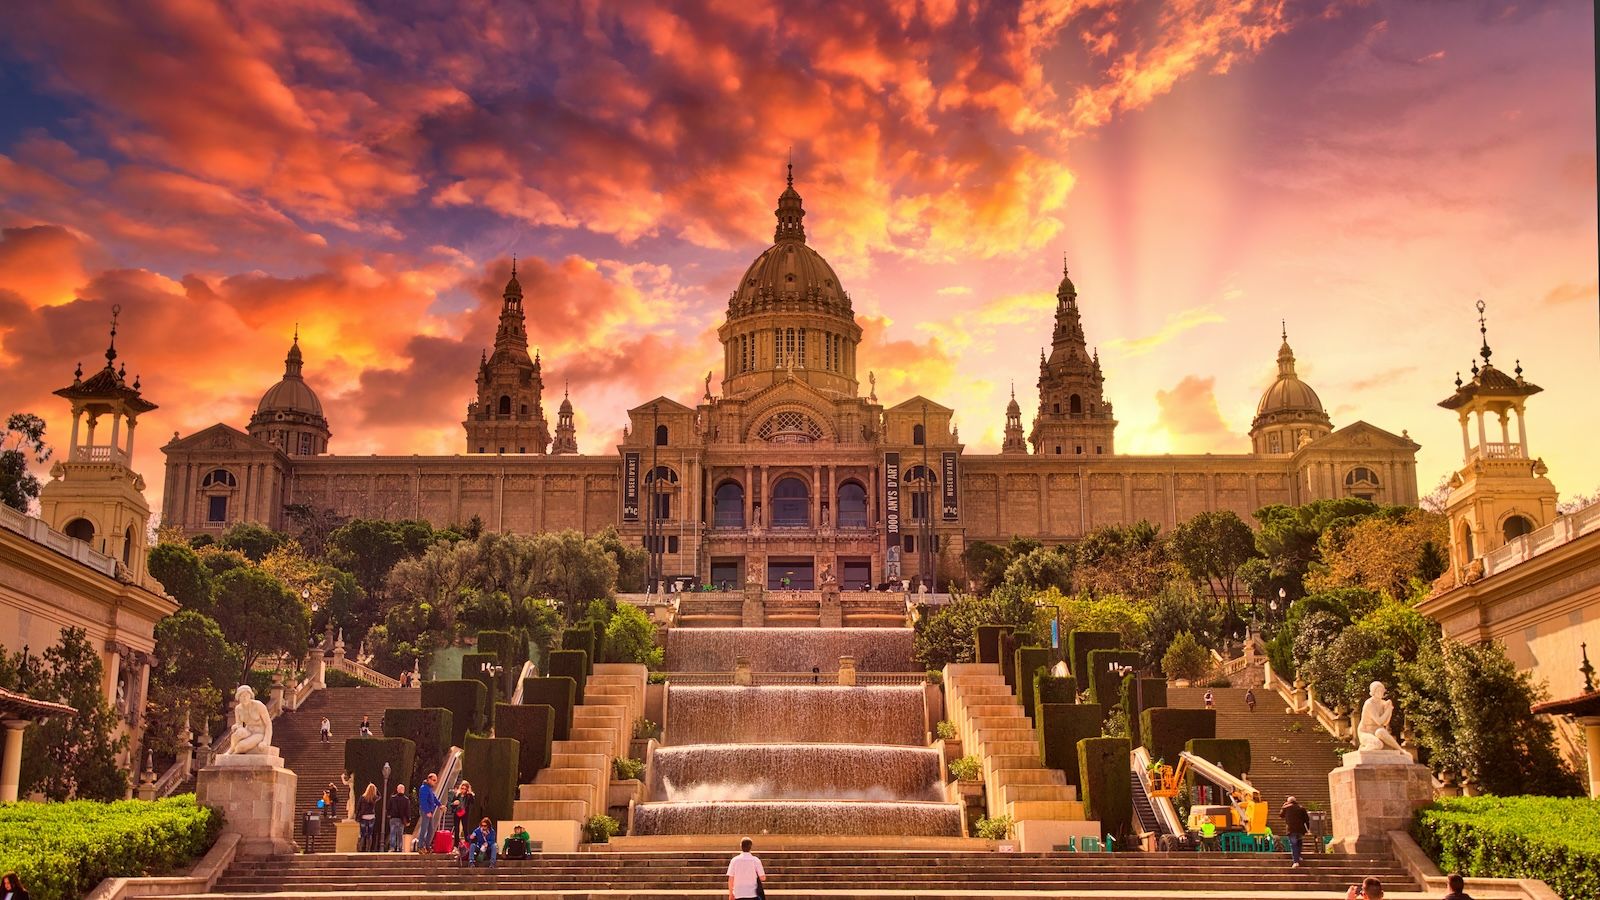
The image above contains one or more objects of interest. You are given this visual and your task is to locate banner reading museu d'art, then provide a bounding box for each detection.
[941,450,959,520]
[883,451,900,549]
[622,451,641,522]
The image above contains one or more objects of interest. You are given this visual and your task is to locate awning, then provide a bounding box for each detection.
[0,686,77,721]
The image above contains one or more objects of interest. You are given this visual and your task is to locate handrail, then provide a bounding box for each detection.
[328,655,403,688]
[1263,660,1353,744]
[506,660,539,704]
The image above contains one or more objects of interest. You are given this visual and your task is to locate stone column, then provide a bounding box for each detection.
[0,721,28,803]
[308,649,326,691]
[820,578,842,628]
[1584,718,1600,799]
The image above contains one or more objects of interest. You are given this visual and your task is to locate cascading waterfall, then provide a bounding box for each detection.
[651,744,945,802]
[664,627,916,672]
[665,685,927,746]
[630,800,962,837]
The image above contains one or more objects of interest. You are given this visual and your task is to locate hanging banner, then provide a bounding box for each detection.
[622,451,641,522]
[941,451,959,520]
[883,451,900,548]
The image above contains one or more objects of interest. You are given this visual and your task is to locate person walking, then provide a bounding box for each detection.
[358,716,373,737]
[416,772,441,853]
[2,872,30,900]
[1204,690,1215,710]
[726,837,767,900]
[386,783,411,852]
[1245,688,1257,712]
[450,781,477,842]
[319,716,332,744]
[325,781,341,820]
[1281,795,1311,868]
[1441,873,1475,900]
[356,783,379,852]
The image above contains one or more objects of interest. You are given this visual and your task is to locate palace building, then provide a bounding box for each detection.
[161,170,1421,589]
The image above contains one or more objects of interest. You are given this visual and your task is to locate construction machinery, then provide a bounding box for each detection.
[1148,750,1268,836]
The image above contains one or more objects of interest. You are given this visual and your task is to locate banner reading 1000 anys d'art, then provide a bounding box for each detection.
[622,451,641,522]
[883,451,900,548]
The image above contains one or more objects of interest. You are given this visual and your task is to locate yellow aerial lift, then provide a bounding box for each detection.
[1148,751,1268,836]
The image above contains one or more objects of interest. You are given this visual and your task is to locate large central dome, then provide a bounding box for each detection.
[718,167,863,398]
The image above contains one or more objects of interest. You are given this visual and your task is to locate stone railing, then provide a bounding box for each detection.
[1483,499,1600,577]
[0,502,118,577]
[1467,441,1524,462]
[1263,660,1354,743]
[328,655,402,688]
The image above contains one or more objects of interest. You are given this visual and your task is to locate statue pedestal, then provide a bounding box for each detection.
[334,819,361,852]
[1328,750,1432,854]
[742,584,764,627]
[820,580,842,628]
[197,755,298,857]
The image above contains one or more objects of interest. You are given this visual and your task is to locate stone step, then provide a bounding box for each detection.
[983,740,1038,756]
[999,783,1078,804]
[1007,799,1086,819]
[509,798,587,820]
[552,740,612,756]
[990,768,1067,786]
[549,753,608,770]
[517,781,595,803]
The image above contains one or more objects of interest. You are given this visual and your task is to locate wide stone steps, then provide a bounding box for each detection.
[197,850,1419,897]
[1167,686,1343,831]
[513,665,647,834]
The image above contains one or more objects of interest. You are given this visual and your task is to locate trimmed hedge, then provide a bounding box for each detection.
[1035,672,1078,707]
[1038,703,1102,787]
[0,795,220,900]
[1141,707,1216,769]
[1085,649,1142,707]
[495,702,556,783]
[462,651,502,729]
[1014,646,1054,723]
[1413,796,1600,900]
[975,624,1011,664]
[1078,736,1132,841]
[1068,631,1120,685]
[521,676,577,741]
[562,625,597,675]
[420,679,487,745]
[462,735,521,821]
[344,736,416,800]
[1120,676,1167,747]
[998,631,1020,691]
[382,707,453,781]
[548,650,589,704]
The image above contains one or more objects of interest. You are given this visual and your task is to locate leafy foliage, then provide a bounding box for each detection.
[1001,546,1073,593]
[143,610,241,761]
[1170,510,1258,612]
[0,627,128,800]
[1072,521,1173,599]
[147,542,214,613]
[0,795,219,900]
[913,585,1046,670]
[1160,630,1210,682]
[0,412,50,512]
[211,566,310,687]
[1413,796,1600,900]
[218,522,288,562]
[973,814,1014,840]
[582,814,621,843]
[948,754,981,782]
[600,602,664,668]
[612,756,644,780]
[1306,507,1448,599]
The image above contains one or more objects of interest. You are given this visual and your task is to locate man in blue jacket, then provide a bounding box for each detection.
[416,773,441,853]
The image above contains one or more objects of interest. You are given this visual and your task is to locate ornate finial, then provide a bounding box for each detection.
[564,379,569,399]
[1476,298,1492,364]
[511,254,517,278]
[1062,252,1068,276]
[1281,319,1287,341]
[1010,380,1015,400]
[1515,359,1523,377]
[1581,642,1596,693]
[106,303,121,365]
[73,361,82,382]
[1454,371,1462,388]
[133,375,140,390]
[1471,359,1479,376]
[293,322,299,343]
[786,158,793,190]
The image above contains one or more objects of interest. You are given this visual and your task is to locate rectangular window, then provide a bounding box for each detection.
[668,536,679,554]
[904,535,915,553]
[911,492,930,521]
[298,433,312,455]
[207,495,227,523]
[653,493,672,520]
[798,328,806,364]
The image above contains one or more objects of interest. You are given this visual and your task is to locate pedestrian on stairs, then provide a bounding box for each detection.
[358,716,373,737]
[416,773,440,853]
[319,716,332,743]
[357,783,379,852]
[1204,690,1215,709]
[1281,796,1311,869]
[727,837,767,900]
[386,783,411,851]
[1245,689,1257,712]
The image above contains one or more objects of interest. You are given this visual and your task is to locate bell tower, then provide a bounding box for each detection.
[40,305,159,584]
[1030,258,1116,456]
[1437,300,1557,580]
[464,261,552,454]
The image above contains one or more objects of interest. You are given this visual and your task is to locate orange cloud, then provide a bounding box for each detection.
[1154,375,1235,452]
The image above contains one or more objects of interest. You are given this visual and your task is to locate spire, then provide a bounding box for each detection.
[284,330,304,379]
[1002,380,1026,454]
[492,259,529,353]
[1476,298,1492,365]
[1277,325,1297,377]
[552,379,578,454]
[774,160,806,243]
[105,303,120,368]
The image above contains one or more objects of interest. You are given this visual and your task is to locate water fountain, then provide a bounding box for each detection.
[664,627,916,672]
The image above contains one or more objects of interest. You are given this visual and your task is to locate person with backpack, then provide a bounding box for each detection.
[386,783,411,852]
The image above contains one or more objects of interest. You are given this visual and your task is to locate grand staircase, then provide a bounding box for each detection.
[1167,686,1344,832]
[513,664,646,831]
[184,848,1420,897]
[275,687,420,849]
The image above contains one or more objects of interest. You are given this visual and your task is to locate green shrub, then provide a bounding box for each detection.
[601,603,663,668]
[1162,629,1212,682]
[520,676,576,741]
[1013,646,1054,723]
[494,702,555,783]
[382,707,453,781]
[323,668,366,688]
[974,624,1011,664]
[1201,675,1233,688]
[547,650,588,703]
[1035,672,1078,707]
[613,757,644,780]
[462,735,520,821]
[420,679,487,745]
[974,814,1014,840]
[925,669,943,685]
[948,754,982,782]
[1413,796,1600,900]
[583,813,620,843]
[343,737,416,800]
[1120,676,1166,747]
[1141,707,1216,773]
[1077,736,1132,841]
[998,631,1020,690]
[647,671,669,684]
[0,795,220,900]
[1085,648,1142,707]
[561,625,596,674]
[1038,703,1102,786]
[1068,631,1121,684]
[1185,738,1252,798]
[934,720,958,741]
[475,630,519,670]
[461,651,501,730]
[634,717,660,740]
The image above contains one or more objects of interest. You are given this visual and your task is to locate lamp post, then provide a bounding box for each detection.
[919,402,932,592]
[380,761,391,853]
[649,402,661,593]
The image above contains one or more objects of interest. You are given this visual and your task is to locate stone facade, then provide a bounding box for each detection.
[163,173,1421,587]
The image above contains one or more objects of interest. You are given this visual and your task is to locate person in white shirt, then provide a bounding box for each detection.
[726,837,766,900]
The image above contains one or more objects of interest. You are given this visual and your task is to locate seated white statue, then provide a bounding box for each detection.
[226,684,275,755]
[1356,681,1404,752]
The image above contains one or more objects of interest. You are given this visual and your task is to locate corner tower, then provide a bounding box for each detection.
[465,262,551,454]
[1438,300,1557,579]
[39,305,158,583]
[1029,260,1116,456]
[717,165,863,398]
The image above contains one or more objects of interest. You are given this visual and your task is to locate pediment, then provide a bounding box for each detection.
[161,423,278,455]
[885,395,954,415]
[625,396,697,417]
[1301,420,1418,453]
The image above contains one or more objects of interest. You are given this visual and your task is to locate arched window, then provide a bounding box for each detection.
[1502,514,1535,542]
[906,465,937,520]
[714,481,745,528]
[123,524,135,565]
[837,481,868,528]
[912,424,926,446]
[1462,524,1476,560]
[655,424,669,446]
[1344,466,1381,500]
[201,468,237,488]
[1070,394,1083,415]
[771,477,810,528]
[1053,402,1060,414]
[498,395,512,416]
[63,518,95,543]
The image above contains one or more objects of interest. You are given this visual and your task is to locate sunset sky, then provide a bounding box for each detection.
[1,0,1596,518]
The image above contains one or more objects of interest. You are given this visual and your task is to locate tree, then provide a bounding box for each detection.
[143,610,241,759]
[601,602,664,668]
[281,503,349,559]
[212,567,310,687]
[1142,583,1226,670]
[1170,510,1258,616]
[962,541,1014,594]
[1039,588,1152,653]
[1002,546,1073,594]
[327,518,440,606]
[147,541,214,614]
[1557,487,1600,516]
[219,522,289,562]
[1419,476,1452,515]
[913,584,1047,670]
[4,628,128,800]
[1072,521,1174,599]
[1161,630,1211,682]
[0,412,51,512]
[1307,508,1448,600]
[530,530,620,621]
[1252,498,1381,602]
[593,526,647,593]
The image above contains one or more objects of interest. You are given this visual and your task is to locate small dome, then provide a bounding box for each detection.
[729,241,850,311]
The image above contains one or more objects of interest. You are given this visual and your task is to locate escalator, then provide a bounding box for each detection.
[1130,746,1187,850]
[1131,768,1162,836]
